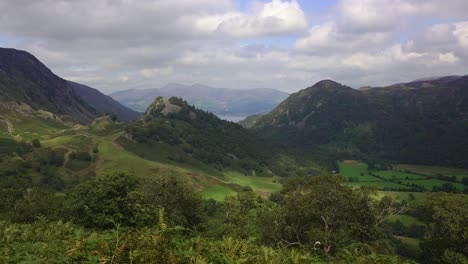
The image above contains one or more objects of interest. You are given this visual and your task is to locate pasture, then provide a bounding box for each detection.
[339,161,467,193]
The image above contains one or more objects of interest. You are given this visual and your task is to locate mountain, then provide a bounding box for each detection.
[68,81,140,121]
[252,77,468,168]
[109,83,289,117]
[0,47,95,124]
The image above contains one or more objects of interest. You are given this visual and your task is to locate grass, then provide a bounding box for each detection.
[1,107,284,202]
[340,161,467,192]
[202,185,236,201]
[223,171,282,196]
[4,111,67,140]
[396,164,468,181]
[347,181,408,189]
[399,179,465,191]
[338,162,383,182]
[98,133,281,200]
[42,133,96,152]
[374,170,427,180]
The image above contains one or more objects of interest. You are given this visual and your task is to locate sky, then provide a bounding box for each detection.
[0,0,467,93]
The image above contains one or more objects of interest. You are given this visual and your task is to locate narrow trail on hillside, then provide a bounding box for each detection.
[0,118,14,134]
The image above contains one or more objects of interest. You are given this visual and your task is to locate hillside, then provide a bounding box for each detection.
[253,77,468,168]
[121,96,319,178]
[68,81,140,121]
[109,83,288,116]
[0,48,96,124]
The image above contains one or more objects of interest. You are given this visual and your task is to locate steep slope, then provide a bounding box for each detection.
[109,83,288,116]
[0,47,95,124]
[68,81,140,121]
[253,78,468,167]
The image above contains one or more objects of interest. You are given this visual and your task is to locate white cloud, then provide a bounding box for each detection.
[294,22,391,54]
[0,0,467,93]
[195,0,307,37]
[140,67,174,78]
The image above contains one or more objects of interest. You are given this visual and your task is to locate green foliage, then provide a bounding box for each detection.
[139,174,204,228]
[68,172,153,228]
[124,97,318,177]
[252,78,468,168]
[420,193,468,263]
[69,151,92,161]
[31,138,41,148]
[258,175,378,253]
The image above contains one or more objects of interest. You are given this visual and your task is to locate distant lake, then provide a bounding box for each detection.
[216,115,247,122]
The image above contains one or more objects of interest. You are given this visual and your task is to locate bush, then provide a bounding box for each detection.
[31,139,41,148]
[68,172,154,228]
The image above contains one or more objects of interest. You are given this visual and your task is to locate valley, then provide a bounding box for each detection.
[0,47,467,263]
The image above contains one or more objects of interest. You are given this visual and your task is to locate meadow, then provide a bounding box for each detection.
[396,164,468,181]
[339,161,467,193]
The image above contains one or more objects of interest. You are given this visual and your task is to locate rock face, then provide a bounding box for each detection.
[252,77,468,167]
[0,48,96,124]
[145,97,182,116]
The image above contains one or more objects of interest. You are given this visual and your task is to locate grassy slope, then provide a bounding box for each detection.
[0,107,67,141]
[2,106,281,202]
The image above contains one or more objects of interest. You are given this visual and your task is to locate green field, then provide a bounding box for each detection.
[339,161,411,190]
[400,179,465,191]
[339,161,466,192]
[374,170,426,180]
[338,162,383,182]
[202,185,237,200]
[224,171,282,196]
[396,164,468,181]
[347,181,408,189]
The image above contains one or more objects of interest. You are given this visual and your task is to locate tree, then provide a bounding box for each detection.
[68,172,152,228]
[139,174,204,227]
[461,177,468,186]
[258,175,378,253]
[32,139,41,148]
[420,193,468,263]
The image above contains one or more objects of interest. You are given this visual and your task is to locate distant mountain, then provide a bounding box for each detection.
[68,81,140,121]
[109,83,289,116]
[0,47,95,124]
[408,75,462,83]
[252,77,468,168]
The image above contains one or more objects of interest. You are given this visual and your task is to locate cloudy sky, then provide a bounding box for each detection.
[1,0,467,93]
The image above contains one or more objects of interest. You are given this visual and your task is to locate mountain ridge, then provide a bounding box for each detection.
[0,47,140,124]
[252,76,468,168]
[0,47,96,124]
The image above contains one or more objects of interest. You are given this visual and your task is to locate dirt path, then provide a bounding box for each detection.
[0,118,14,134]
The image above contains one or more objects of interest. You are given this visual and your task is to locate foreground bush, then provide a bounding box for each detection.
[0,219,415,264]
